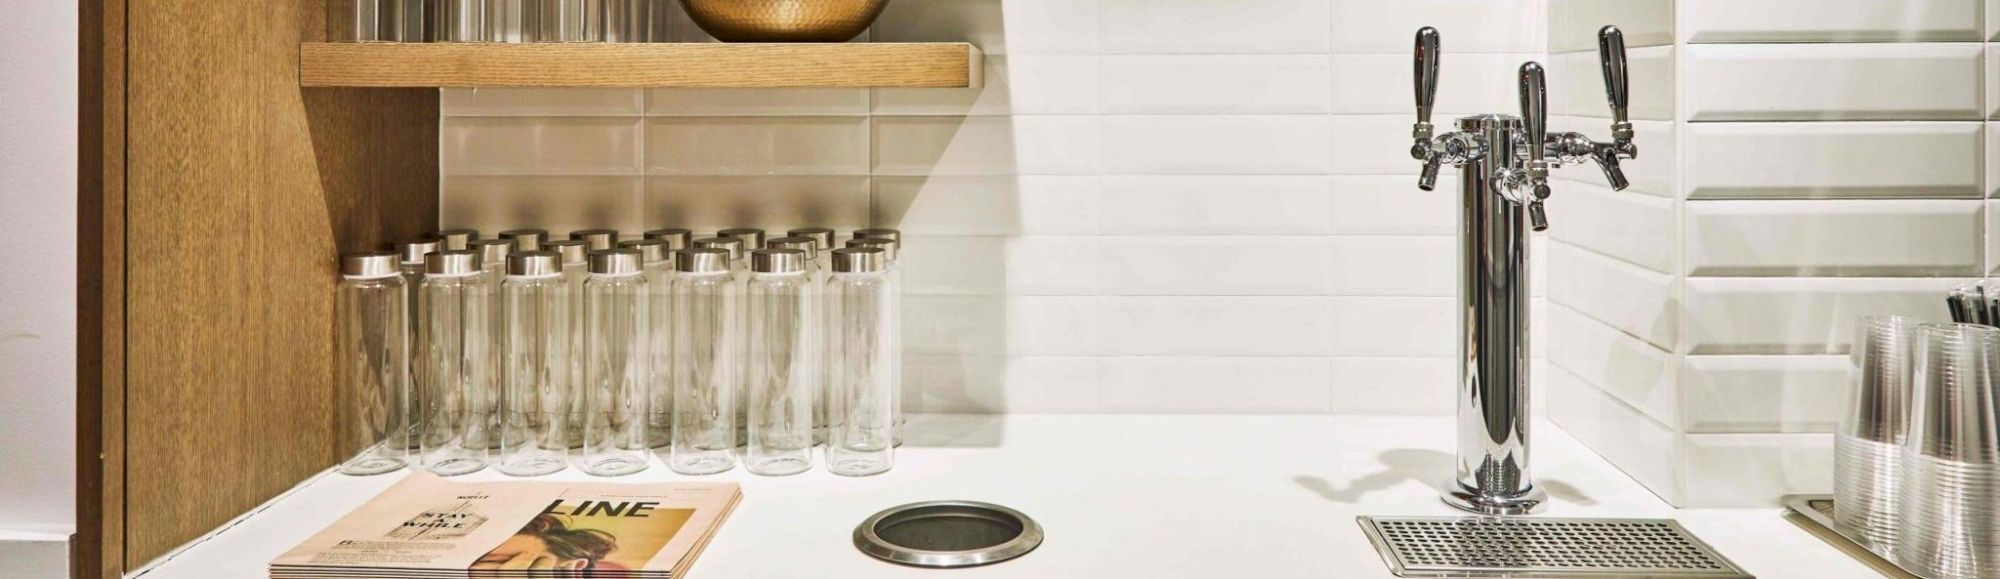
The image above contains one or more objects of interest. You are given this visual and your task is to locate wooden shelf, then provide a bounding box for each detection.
[299,42,983,88]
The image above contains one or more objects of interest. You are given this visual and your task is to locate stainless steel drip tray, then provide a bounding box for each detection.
[1358,516,1753,578]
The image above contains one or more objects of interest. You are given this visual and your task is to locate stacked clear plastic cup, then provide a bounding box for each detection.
[1897,322,2000,579]
[1834,315,1920,550]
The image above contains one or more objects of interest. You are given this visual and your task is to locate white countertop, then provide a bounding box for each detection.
[134,415,1893,578]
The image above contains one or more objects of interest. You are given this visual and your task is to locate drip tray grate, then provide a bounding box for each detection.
[1358,516,1753,578]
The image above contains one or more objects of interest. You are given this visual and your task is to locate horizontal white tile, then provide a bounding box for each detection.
[442,175,644,235]
[1549,242,1678,350]
[1681,433,1834,507]
[1328,357,1454,415]
[1991,124,2000,199]
[1328,236,1455,297]
[645,88,867,116]
[1102,116,1332,175]
[1330,115,1433,176]
[1992,0,2000,41]
[873,176,1101,236]
[1332,0,1545,53]
[1098,237,1332,296]
[1099,0,1330,54]
[1682,355,1848,434]
[645,176,871,232]
[1330,53,1534,116]
[1100,357,1333,413]
[1550,117,1676,199]
[905,355,1101,413]
[1550,46,1674,121]
[1548,367,1683,505]
[902,296,1099,356]
[1686,199,1983,277]
[1551,305,1677,427]
[873,55,1100,116]
[873,115,1101,176]
[1685,44,1985,121]
[1100,176,1334,236]
[870,0,1098,55]
[1681,0,1985,43]
[1546,183,1676,273]
[1684,122,1985,199]
[900,235,1100,296]
[1102,55,1331,114]
[1330,297,1453,357]
[441,88,642,116]
[441,117,642,176]
[646,116,869,176]
[1099,298,1333,356]
[1991,200,2000,275]
[1552,0,1674,51]
[1683,277,1960,355]
[1990,46,2000,119]
[1330,176,1456,235]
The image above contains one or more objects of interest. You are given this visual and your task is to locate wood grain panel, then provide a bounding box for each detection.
[76,0,125,576]
[300,42,983,88]
[116,0,437,567]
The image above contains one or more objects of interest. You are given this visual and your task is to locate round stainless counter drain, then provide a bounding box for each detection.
[853,501,1043,568]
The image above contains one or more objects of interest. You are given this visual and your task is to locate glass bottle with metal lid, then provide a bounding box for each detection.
[541,239,590,450]
[582,249,650,476]
[431,228,478,251]
[785,228,835,274]
[418,250,490,476]
[719,228,766,251]
[571,228,620,251]
[694,236,747,275]
[768,236,828,444]
[620,238,676,450]
[747,248,816,475]
[826,246,894,476]
[669,247,740,475]
[337,251,411,475]
[645,228,694,251]
[498,228,548,252]
[847,235,904,447]
[497,251,570,476]
[394,239,440,450]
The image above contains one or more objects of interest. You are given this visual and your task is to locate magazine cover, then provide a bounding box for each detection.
[271,474,740,576]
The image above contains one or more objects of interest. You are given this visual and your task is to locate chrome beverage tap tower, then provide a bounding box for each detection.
[1411,26,1637,515]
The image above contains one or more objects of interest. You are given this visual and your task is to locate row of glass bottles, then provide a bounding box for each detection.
[335,227,904,478]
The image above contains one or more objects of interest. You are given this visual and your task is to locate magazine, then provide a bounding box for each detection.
[271,474,740,577]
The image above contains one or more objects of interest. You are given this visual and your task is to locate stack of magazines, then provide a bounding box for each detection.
[271,474,741,578]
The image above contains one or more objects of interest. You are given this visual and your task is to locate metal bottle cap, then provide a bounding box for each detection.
[469,238,514,266]
[541,239,589,265]
[847,237,899,262]
[719,228,766,249]
[676,247,732,274]
[342,251,401,279]
[571,229,620,251]
[618,238,670,264]
[397,240,441,265]
[766,236,819,260]
[425,250,482,276]
[644,228,694,250]
[498,229,548,251]
[832,247,887,273]
[786,227,835,250]
[752,249,807,274]
[854,228,902,242]
[431,229,478,251]
[693,237,745,261]
[507,251,563,277]
[587,249,643,276]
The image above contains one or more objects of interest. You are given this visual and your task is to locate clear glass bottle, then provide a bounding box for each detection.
[848,234,904,447]
[746,249,816,475]
[581,249,650,476]
[669,247,740,475]
[571,228,620,251]
[498,228,547,252]
[394,239,440,451]
[644,228,693,251]
[693,237,749,446]
[768,236,827,444]
[719,228,766,252]
[619,238,675,450]
[826,247,894,476]
[337,251,410,475]
[466,239,513,451]
[542,239,590,450]
[418,250,490,476]
[497,251,570,476]
[431,228,478,251]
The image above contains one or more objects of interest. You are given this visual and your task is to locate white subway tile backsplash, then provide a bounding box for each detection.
[1548,367,1684,504]
[1100,357,1333,413]
[1685,44,1986,122]
[873,55,1100,116]
[1328,236,1455,297]
[1989,46,1999,119]
[1330,297,1453,357]
[1328,357,1454,415]
[1686,199,1983,277]
[1549,242,1677,350]
[874,175,1101,236]
[1550,46,1674,121]
[1100,176,1333,235]
[1681,433,1833,506]
[874,115,1101,176]
[441,88,643,116]
[1100,298,1333,356]
[1554,0,1674,51]
[1682,355,1847,434]
[646,88,868,116]
[1331,53,1534,116]
[902,296,1099,357]
[645,176,871,232]
[442,175,644,234]
[1332,0,1545,54]
[871,0,1100,55]
[1102,115,1332,175]
[1990,124,2000,199]
[1991,0,2000,41]
[647,116,869,176]
[1684,122,1984,200]
[442,116,642,175]
[1330,115,1434,176]
[1683,277,1958,355]
[1546,184,1676,273]
[1551,305,1677,427]
[906,355,1101,413]
[1102,55,1330,114]
[1681,0,1984,43]
[1550,117,1676,199]
[900,235,1101,296]
[1330,176,1456,235]
[1098,237,1332,296]
[1100,0,1331,55]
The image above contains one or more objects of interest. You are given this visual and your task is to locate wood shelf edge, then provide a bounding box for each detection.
[299,42,983,89]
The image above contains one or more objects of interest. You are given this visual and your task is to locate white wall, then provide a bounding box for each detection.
[440,0,1548,416]
[0,0,80,538]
